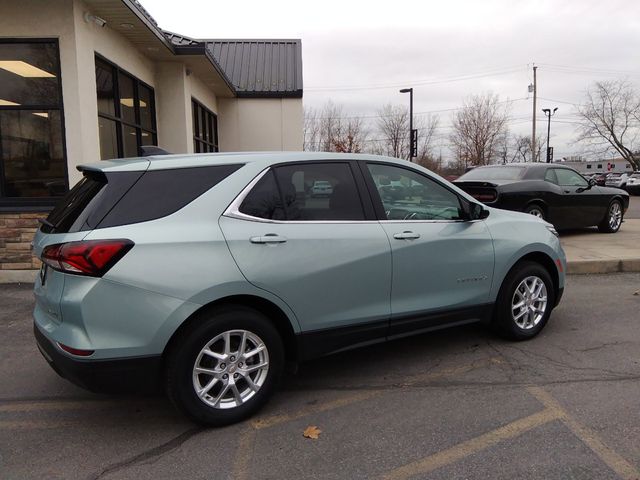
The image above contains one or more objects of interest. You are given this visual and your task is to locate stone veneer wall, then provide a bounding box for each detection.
[0,212,45,273]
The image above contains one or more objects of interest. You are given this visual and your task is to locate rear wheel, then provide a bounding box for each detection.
[493,261,555,340]
[524,203,545,220]
[165,306,284,426]
[598,200,623,233]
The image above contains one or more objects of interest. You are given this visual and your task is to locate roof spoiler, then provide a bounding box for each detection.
[139,145,172,157]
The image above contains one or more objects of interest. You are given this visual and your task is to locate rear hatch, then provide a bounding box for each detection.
[34,157,244,325]
[33,161,150,325]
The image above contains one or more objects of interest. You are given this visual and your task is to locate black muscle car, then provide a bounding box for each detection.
[454,163,630,232]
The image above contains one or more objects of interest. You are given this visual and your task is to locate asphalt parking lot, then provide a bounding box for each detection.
[1,273,640,480]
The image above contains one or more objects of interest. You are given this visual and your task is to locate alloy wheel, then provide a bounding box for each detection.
[511,276,548,330]
[608,202,622,231]
[192,329,269,409]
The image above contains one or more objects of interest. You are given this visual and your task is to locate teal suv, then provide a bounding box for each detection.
[33,152,566,426]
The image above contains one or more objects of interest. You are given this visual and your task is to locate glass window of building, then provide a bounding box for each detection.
[0,39,67,206]
[192,99,218,153]
[95,55,156,160]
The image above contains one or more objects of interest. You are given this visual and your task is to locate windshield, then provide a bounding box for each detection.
[457,166,525,181]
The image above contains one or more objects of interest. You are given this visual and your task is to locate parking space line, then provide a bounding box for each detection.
[527,386,640,480]
[251,390,379,430]
[228,358,502,479]
[0,419,74,430]
[379,408,560,480]
[0,400,103,413]
[251,358,499,430]
[231,426,258,480]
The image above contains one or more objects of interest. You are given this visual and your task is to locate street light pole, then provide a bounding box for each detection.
[542,107,558,163]
[400,88,416,161]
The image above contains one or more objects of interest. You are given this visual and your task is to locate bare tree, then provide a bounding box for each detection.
[450,92,510,166]
[332,116,368,153]
[575,79,640,169]
[414,114,441,169]
[304,102,368,152]
[376,104,410,159]
[303,107,320,151]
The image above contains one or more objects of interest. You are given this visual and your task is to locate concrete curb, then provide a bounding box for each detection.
[0,270,38,284]
[566,258,640,275]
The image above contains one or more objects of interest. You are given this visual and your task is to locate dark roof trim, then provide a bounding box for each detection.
[121,0,176,54]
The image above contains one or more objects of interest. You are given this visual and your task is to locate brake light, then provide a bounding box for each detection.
[41,239,134,277]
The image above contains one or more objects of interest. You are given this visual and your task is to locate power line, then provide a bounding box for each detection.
[309,97,529,120]
[537,63,640,77]
[305,65,525,92]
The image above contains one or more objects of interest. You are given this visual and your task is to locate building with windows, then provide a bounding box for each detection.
[0,0,303,281]
[555,158,633,174]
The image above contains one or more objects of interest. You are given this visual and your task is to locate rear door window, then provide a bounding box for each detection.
[274,163,365,221]
[238,163,366,221]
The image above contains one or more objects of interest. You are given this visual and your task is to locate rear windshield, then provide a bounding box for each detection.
[43,164,242,233]
[457,166,525,181]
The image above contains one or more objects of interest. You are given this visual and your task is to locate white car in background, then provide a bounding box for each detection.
[605,172,629,190]
[626,172,640,195]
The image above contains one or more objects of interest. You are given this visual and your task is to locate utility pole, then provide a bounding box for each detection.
[531,65,538,162]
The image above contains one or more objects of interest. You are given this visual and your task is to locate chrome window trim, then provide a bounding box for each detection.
[223,167,379,225]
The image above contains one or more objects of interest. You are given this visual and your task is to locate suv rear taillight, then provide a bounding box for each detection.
[41,239,134,277]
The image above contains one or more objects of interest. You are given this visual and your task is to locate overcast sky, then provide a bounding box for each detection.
[144,0,640,161]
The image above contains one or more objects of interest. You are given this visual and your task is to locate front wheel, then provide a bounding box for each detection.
[165,306,284,426]
[524,203,545,220]
[493,261,555,340]
[598,200,623,233]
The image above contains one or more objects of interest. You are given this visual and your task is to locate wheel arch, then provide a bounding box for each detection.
[503,251,560,301]
[524,198,548,215]
[162,295,299,364]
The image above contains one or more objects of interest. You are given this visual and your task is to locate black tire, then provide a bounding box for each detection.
[598,199,623,233]
[493,261,555,341]
[524,203,545,220]
[165,305,284,426]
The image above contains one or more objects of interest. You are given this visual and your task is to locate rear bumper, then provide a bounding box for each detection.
[34,324,161,393]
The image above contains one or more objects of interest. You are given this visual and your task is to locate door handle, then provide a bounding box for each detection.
[393,231,421,240]
[250,234,287,244]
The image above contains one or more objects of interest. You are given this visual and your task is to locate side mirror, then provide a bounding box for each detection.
[588,178,597,188]
[464,201,490,220]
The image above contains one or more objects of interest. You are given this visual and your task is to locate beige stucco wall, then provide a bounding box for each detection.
[218,98,303,152]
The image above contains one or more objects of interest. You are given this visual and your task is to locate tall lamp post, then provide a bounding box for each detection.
[542,107,558,163]
[400,88,417,161]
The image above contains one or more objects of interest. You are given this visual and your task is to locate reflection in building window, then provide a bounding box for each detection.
[95,55,156,159]
[0,39,67,205]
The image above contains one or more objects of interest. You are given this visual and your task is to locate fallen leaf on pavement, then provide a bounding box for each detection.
[303,425,321,439]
